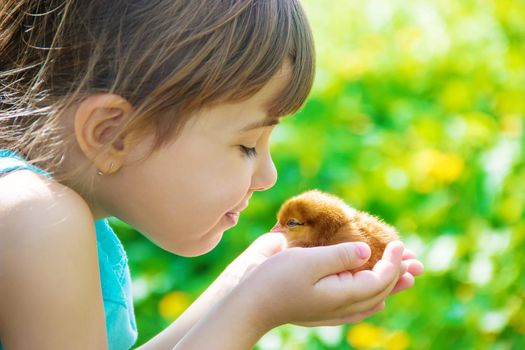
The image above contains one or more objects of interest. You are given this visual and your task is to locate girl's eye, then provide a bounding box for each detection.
[239,145,257,158]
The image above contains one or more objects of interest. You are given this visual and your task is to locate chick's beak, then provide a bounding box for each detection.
[270,221,284,233]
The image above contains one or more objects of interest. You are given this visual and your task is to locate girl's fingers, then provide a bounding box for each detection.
[402,248,416,260]
[226,233,289,284]
[342,273,397,315]
[295,301,386,327]
[248,232,288,257]
[390,273,415,295]
[328,301,385,325]
[306,242,371,278]
[316,240,403,302]
[379,241,405,267]
[315,256,400,303]
[359,240,404,292]
[341,301,386,323]
[404,259,424,276]
[401,249,425,275]
[401,261,408,275]
[389,257,423,294]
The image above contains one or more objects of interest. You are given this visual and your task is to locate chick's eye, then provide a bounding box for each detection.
[287,219,304,227]
[239,145,257,158]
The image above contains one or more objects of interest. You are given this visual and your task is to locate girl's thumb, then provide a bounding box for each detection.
[312,242,371,276]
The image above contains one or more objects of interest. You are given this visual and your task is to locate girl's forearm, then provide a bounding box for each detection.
[135,271,239,349]
[172,285,272,350]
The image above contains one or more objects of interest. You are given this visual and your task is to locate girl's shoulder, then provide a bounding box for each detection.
[0,168,94,238]
[0,169,97,263]
[0,170,108,347]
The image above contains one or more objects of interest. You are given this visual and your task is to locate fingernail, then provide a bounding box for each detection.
[355,243,369,259]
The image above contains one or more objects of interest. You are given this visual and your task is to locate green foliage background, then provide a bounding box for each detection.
[114,0,525,348]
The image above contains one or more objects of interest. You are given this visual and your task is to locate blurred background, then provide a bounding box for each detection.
[115,0,525,348]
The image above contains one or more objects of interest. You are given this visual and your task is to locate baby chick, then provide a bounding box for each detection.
[271,189,399,272]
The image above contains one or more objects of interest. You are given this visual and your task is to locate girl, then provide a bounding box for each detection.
[0,0,424,349]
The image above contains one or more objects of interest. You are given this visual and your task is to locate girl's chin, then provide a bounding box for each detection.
[160,217,232,257]
[176,229,225,257]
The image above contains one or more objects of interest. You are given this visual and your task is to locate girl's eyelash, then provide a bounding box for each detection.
[239,145,257,158]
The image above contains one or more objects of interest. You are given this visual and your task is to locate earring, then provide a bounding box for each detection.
[97,161,114,176]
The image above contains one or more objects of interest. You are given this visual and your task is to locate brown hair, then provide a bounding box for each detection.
[0,0,315,198]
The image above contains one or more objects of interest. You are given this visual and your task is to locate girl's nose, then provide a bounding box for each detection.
[250,151,277,191]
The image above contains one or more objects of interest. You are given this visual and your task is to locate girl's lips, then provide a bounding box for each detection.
[225,202,248,226]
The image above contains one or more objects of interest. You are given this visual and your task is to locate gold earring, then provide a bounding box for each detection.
[97,162,114,176]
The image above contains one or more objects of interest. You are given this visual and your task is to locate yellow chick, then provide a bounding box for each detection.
[271,189,399,272]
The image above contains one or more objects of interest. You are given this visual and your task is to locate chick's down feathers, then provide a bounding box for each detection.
[271,190,399,272]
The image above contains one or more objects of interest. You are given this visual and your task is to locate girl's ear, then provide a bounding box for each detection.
[74,93,135,175]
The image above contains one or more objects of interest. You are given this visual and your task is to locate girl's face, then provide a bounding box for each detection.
[92,68,290,256]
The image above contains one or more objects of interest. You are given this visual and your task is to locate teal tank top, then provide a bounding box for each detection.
[0,150,138,350]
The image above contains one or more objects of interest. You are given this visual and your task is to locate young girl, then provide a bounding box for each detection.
[0,0,423,349]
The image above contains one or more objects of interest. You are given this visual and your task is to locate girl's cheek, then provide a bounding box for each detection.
[212,173,247,202]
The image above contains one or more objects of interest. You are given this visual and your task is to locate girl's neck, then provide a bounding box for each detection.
[89,203,110,221]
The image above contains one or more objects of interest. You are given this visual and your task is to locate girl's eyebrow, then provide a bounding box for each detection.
[239,117,281,132]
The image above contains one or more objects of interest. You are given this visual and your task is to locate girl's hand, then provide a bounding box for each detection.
[215,233,288,299]
[138,233,289,348]
[296,243,424,327]
[169,239,422,349]
[235,240,406,329]
[391,247,424,295]
[149,236,423,348]
[218,228,424,292]
[218,235,423,320]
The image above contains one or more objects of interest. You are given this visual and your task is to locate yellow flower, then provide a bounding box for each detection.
[415,149,464,184]
[431,152,464,183]
[347,323,386,349]
[347,323,412,350]
[158,291,192,320]
[385,330,411,350]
